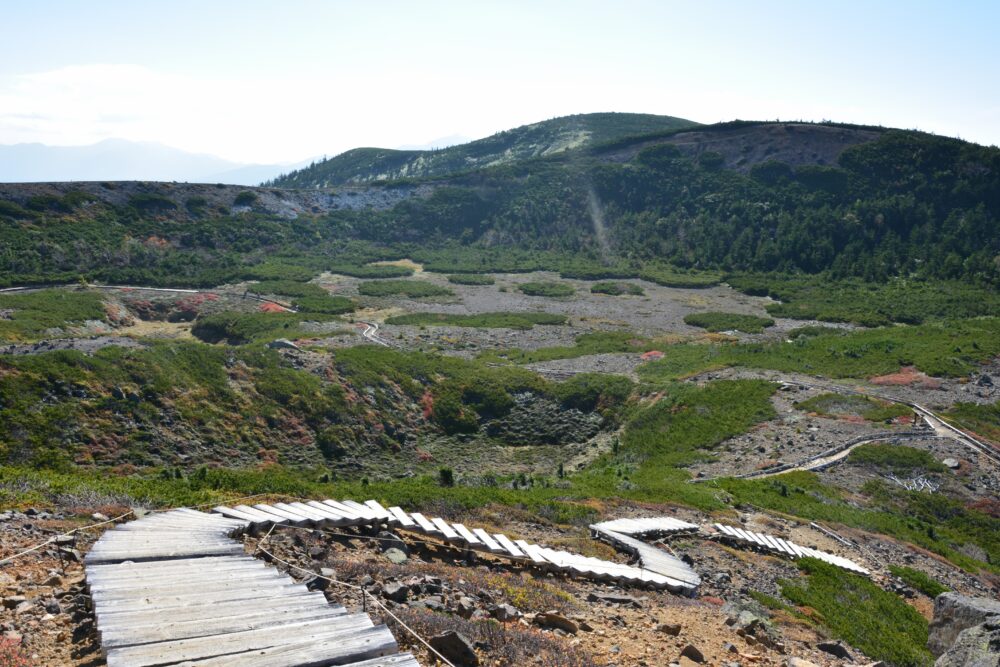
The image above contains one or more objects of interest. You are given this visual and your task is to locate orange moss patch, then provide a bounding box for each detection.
[257,302,286,313]
[870,365,941,389]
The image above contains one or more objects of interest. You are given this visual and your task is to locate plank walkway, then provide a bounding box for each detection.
[214,500,698,594]
[85,509,419,667]
[211,500,873,596]
[711,523,870,575]
[589,518,701,591]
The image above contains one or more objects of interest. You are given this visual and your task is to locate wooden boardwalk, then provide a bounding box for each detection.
[589,517,702,591]
[85,509,419,667]
[214,500,699,594]
[710,523,870,575]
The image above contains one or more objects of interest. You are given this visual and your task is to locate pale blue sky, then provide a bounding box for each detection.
[2,1,997,163]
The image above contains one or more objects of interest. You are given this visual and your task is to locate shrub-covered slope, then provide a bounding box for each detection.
[266,112,698,186]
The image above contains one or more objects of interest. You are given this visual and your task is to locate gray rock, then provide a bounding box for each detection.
[586,591,644,607]
[680,643,705,663]
[382,582,409,603]
[383,547,408,564]
[935,619,1000,667]
[376,531,409,554]
[456,596,477,619]
[816,641,852,660]
[942,458,960,469]
[489,603,521,621]
[928,592,1000,657]
[534,611,578,634]
[421,596,445,612]
[657,623,682,636]
[429,629,479,666]
[2,596,25,610]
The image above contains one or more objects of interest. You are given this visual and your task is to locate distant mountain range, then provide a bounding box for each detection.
[0,139,302,185]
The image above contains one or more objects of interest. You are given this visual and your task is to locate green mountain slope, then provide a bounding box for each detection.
[1,120,998,286]
[266,112,698,187]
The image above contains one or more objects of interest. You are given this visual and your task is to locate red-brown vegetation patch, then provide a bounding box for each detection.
[870,366,941,389]
[258,302,286,313]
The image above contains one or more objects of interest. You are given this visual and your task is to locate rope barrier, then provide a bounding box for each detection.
[0,509,133,566]
[0,491,288,566]
[255,525,457,667]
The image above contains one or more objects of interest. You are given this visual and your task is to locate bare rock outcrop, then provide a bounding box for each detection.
[928,592,1000,658]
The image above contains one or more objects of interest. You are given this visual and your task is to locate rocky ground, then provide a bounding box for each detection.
[246,504,878,667]
[0,508,116,666]
[5,492,996,666]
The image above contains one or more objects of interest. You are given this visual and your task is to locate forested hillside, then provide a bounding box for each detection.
[1,118,998,286]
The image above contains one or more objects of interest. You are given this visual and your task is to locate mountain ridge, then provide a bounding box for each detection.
[266,112,699,187]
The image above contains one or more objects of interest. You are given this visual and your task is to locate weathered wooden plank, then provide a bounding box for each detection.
[252,503,314,525]
[85,545,245,564]
[93,583,314,614]
[304,500,358,524]
[255,503,316,525]
[514,539,547,564]
[222,504,286,524]
[105,615,376,667]
[100,603,349,648]
[492,534,526,558]
[430,517,460,540]
[86,555,256,577]
[471,528,502,552]
[451,523,481,545]
[90,575,292,601]
[340,499,379,520]
[408,512,438,534]
[87,561,284,591]
[335,654,422,667]
[321,499,367,520]
[277,502,333,523]
[94,594,337,629]
[387,506,415,527]
[166,624,400,667]
[364,499,392,519]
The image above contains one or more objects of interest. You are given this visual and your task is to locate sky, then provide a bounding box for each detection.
[2,0,998,165]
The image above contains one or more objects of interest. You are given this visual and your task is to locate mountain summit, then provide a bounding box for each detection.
[266,112,698,187]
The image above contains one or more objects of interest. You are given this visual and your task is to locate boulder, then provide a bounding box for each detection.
[935,619,1000,667]
[2,596,26,610]
[533,611,578,634]
[657,623,682,636]
[816,640,853,660]
[266,338,300,350]
[680,644,705,663]
[456,596,478,619]
[489,603,521,621]
[383,547,408,564]
[381,582,409,603]
[928,592,1000,657]
[429,630,479,666]
[586,591,644,607]
[376,531,409,554]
